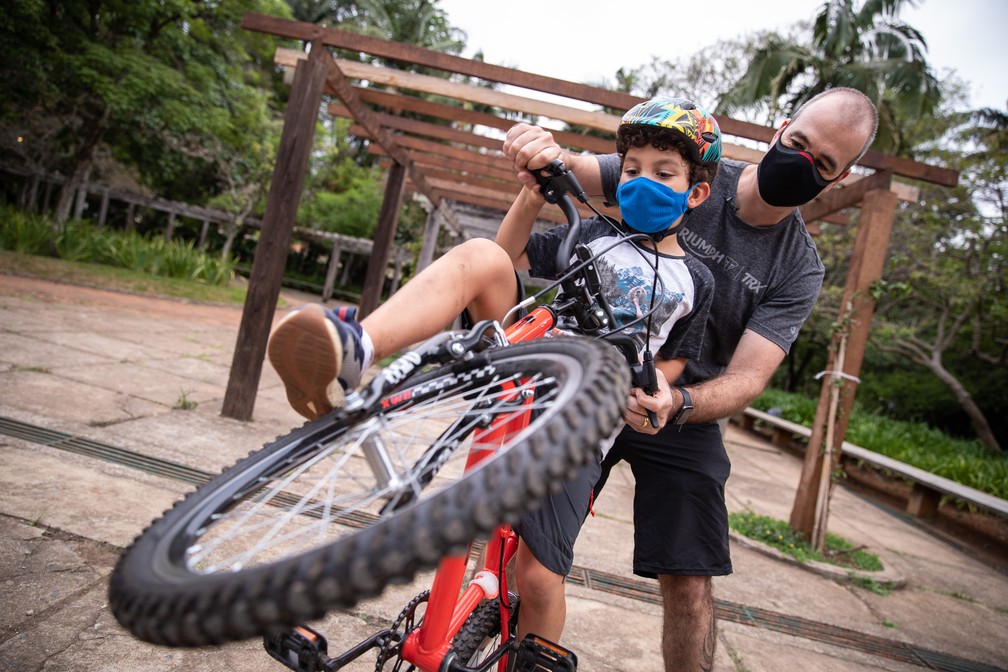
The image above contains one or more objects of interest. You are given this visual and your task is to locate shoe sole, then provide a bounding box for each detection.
[267,305,343,420]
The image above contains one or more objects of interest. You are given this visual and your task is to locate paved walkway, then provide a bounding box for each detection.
[1,274,1006,672]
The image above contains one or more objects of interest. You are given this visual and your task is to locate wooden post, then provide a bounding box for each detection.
[790,186,899,539]
[221,44,328,421]
[198,220,210,247]
[322,240,343,302]
[125,202,136,232]
[416,204,442,272]
[97,189,110,228]
[359,161,407,317]
[73,177,88,221]
[164,211,177,242]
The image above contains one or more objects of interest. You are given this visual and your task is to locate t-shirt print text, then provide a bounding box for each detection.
[679,227,743,279]
[680,226,752,285]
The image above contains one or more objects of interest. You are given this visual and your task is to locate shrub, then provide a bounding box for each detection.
[752,388,1008,500]
[1,209,235,286]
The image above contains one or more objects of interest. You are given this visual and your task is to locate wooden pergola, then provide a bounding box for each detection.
[222,14,958,537]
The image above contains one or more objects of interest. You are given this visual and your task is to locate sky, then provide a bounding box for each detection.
[437,0,1007,113]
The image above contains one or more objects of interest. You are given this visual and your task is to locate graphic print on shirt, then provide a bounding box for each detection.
[594,255,684,342]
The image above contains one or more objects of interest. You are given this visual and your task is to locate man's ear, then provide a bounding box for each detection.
[770,118,791,145]
[688,181,711,208]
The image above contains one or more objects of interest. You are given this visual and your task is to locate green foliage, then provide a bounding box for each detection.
[728,510,883,572]
[298,175,383,237]
[0,0,292,206]
[1,207,235,286]
[752,388,1008,500]
[717,0,940,153]
[0,207,51,254]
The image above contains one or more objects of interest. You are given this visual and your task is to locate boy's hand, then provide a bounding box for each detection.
[503,123,566,190]
[625,373,673,434]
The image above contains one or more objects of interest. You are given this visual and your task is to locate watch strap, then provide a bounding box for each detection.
[672,387,693,425]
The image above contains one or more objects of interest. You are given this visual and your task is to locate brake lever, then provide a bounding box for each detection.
[631,351,660,429]
[529,159,588,204]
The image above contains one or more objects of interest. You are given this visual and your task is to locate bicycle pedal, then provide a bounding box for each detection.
[512,633,578,671]
[264,625,328,672]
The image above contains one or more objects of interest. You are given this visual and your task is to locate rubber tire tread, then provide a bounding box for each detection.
[450,596,514,665]
[108,338,628,647]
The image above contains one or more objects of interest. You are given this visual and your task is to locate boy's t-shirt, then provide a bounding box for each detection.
[599,155,826,386]
[524,217,714,363]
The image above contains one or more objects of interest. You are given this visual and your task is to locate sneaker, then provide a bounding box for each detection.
[267,304,365,419]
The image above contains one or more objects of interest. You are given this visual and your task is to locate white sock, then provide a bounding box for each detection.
[360,329,375,371]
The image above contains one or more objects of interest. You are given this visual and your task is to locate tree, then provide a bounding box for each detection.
[868,102,1007,451]
[717,0,940,153]
[0,0,291,228]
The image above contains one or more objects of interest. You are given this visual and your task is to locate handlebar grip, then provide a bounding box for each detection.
[640,352,660,429]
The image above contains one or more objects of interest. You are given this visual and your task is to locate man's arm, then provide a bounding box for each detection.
[681,330,785,423]
[503,123,605,197]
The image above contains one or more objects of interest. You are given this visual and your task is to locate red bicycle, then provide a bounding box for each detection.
[108,163,659,671]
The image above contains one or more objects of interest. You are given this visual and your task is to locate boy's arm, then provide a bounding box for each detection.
[495,187,544,272]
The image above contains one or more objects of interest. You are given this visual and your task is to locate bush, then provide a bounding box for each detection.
[751,388,1008,500]
[1,208,236,286]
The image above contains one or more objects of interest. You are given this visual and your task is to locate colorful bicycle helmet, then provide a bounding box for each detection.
[617,96,722,173]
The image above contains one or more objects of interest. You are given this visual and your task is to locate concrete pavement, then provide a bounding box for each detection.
[1,273,1006,672]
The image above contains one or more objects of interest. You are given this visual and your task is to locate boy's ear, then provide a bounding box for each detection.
[687,181,711,209]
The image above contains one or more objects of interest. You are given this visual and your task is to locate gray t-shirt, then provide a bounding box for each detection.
[600,155,825,385]
[525,217,714,363]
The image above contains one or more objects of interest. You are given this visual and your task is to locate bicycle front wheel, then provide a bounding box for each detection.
[108,337,628,646]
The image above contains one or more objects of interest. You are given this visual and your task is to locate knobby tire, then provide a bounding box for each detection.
[108,338,628,646]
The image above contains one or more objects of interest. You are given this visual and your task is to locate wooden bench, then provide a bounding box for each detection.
[734,407,1008,520]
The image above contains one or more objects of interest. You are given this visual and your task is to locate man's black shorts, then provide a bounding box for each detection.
[596,421,732,578]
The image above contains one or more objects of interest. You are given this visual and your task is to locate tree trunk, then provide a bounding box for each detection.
[53,105,110,226]
[924,353,1003,451]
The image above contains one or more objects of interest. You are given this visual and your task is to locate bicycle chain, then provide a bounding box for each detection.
[374,590,430,672]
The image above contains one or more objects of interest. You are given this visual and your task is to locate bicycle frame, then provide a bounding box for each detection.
[397,305,563,672]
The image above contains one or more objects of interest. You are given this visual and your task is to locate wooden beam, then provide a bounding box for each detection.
[243,12,772,141]
[800,170,893,223]
[279,49,767,163]
[253,15,958,185]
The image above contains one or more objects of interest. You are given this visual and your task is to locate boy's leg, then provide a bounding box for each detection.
[513,457,601,643]
[268,238,518,419]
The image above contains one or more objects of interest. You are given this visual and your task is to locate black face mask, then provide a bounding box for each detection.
[756,137,832,207]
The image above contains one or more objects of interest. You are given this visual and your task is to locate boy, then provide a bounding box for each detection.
[267,96,722,644]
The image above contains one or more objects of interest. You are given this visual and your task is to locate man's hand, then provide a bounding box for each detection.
[503,123,565,189]
[624,371,676,434]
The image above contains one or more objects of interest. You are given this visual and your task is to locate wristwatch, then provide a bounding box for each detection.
[671,387,693,425]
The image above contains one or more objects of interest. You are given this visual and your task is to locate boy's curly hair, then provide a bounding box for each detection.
[616,125,717,185]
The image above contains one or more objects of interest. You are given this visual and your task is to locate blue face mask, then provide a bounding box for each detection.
[616,177,695,236]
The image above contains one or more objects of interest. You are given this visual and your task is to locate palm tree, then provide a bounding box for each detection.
[718,0,940,154]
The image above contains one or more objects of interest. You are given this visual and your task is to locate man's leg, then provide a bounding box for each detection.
[612,423,731,672]
[658,574,715,672]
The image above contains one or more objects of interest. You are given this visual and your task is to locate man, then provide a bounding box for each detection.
[503,87,879,671]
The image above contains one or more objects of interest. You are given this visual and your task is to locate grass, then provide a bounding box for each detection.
[0,249,249,305]
[173,390,198,410]
[729,510,884,572]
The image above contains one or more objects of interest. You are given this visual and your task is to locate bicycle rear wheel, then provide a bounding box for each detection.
[108,337,628,647]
